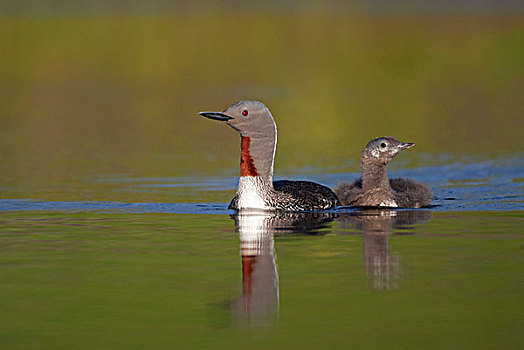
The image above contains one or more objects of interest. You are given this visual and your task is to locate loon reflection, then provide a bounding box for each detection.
[229,210,336,326]
[338,209,431,290]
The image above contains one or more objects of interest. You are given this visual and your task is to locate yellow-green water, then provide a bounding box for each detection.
[1,9,523,350]
[1,211,523,350]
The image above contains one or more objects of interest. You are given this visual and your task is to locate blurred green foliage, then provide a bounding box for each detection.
[1,14,523,191]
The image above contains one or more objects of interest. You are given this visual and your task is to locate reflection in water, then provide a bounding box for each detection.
[229,210,335,327]
[339,210,431,290]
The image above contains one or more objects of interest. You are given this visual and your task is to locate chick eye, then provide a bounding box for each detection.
[380,143,387,148]
[242,110,248,116]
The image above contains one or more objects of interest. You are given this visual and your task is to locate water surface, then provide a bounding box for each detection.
[1,157,523,349]
[1,208,522,350]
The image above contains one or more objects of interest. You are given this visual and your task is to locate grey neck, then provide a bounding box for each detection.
[241,123,277,183]
[361,158,392,193]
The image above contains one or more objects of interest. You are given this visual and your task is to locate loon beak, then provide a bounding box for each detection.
[399,142,415,150]
[198,111,233,121]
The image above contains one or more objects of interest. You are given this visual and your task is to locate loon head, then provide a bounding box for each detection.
[198,100,278,178]
[361,136,414,164]
[198,100,276,138]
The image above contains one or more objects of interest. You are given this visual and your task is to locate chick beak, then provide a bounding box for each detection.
[399,142,415,150]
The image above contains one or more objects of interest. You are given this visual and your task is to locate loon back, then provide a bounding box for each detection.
[229,180,340,211]
[389,178,432,208]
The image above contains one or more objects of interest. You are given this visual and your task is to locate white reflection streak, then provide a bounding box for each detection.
[231,211,279,326]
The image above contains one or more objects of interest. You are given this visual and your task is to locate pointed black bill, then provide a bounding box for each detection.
[399,142,415,150]
[198,111,232,121]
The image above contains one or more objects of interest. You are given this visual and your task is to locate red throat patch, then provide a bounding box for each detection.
[240,136,258,177]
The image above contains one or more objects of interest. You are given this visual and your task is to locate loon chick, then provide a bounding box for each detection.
[335,137,432,208]
[199,100,339,211]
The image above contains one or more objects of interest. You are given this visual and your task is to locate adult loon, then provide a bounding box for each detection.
[335,137,432,208]
[199,100,339,211]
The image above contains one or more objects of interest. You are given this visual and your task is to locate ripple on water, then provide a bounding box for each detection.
[0,157,522,213]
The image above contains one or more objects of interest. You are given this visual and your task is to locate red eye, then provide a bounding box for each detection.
[242,110,248,116]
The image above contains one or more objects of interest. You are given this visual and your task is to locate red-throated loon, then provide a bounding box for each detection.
[198,100,339,211]
[335,137,432,208]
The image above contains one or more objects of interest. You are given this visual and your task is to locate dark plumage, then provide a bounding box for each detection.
[229,180,339,211]
[335,137,432,208]
[272,180,339,210]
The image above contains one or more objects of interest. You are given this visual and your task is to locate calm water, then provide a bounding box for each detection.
[1,159,523,349]
[1,7,524,350]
